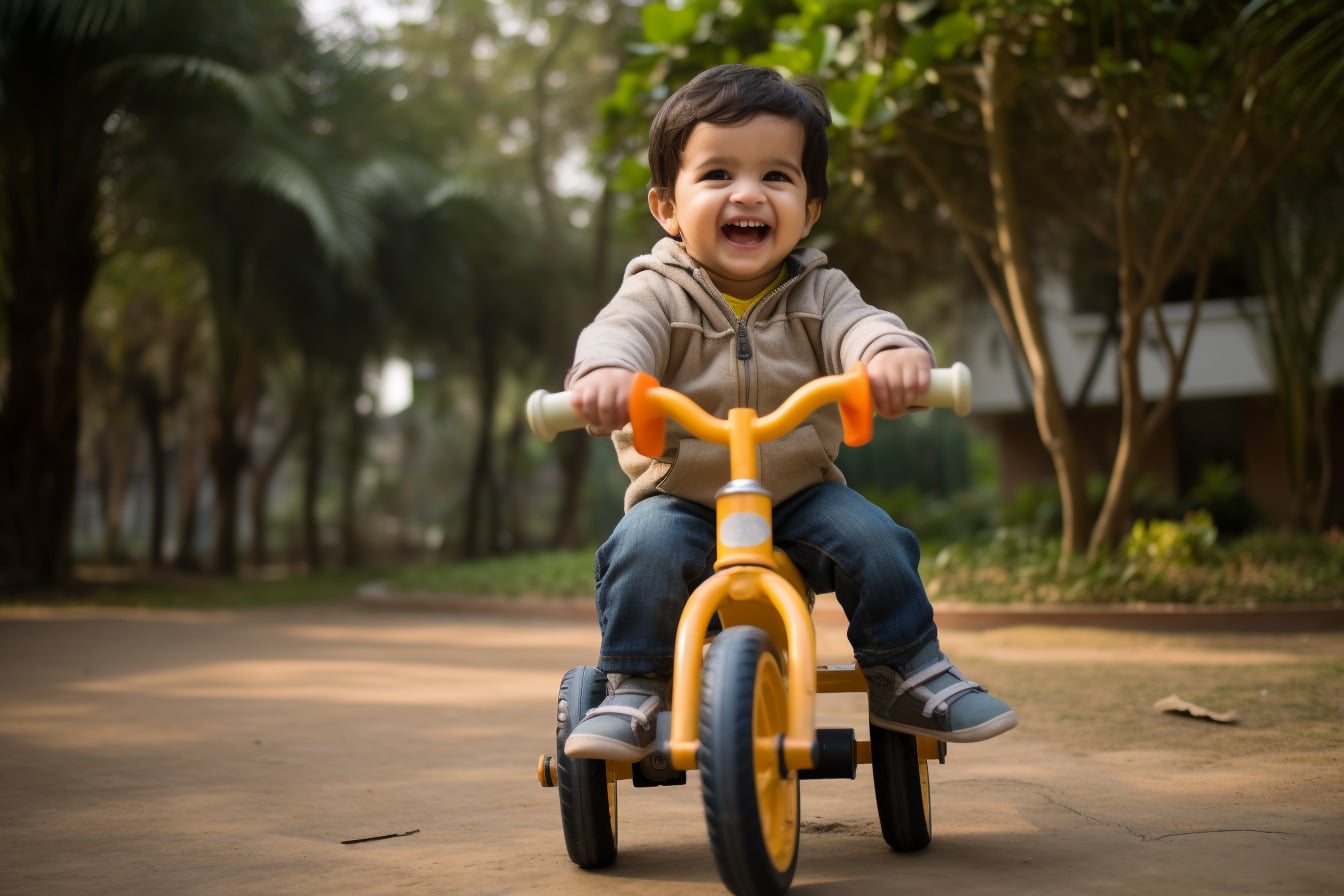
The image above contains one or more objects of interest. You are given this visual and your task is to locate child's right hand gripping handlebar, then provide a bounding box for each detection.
[526,361,973,442]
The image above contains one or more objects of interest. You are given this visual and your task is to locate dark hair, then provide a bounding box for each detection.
[647,64,832,204]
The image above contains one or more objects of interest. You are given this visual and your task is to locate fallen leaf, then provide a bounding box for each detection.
[1153,694,1238,724]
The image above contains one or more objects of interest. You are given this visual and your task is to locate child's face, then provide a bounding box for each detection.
[649,114,822,299]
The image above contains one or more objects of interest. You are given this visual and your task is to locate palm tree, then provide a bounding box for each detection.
[0,0,314,588]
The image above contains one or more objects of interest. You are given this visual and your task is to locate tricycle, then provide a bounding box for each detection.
[526,361,972,895]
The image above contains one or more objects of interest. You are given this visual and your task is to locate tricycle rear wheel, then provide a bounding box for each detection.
[869,723,931,851]
[556,665,618,868]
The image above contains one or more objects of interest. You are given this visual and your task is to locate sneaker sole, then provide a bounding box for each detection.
[564,733,655,762]
[869,709,1019,744]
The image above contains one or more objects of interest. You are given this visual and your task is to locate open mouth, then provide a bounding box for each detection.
[723,219,770,245]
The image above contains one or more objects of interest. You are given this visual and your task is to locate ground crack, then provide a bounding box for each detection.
[1150,828,1298,841]
[1034,786,1296,842]
[1035,789,1150,840]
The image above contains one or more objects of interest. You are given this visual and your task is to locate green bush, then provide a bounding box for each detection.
[1185,462,1257,535]
[923,519,1342,607]
[1124,511,1219,568]
[1000,480,1060,533]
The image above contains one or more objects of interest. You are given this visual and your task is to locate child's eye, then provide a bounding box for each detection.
[764,171,792,182]
[702,169,730,181]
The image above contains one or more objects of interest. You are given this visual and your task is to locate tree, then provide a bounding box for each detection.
[615,0,1344,560]
[82,248,208,567]
[388,0,646,554]
[1246,151,1344,531]
[116,11,395,574]
[372,178,535,558]
[0,0,315,587]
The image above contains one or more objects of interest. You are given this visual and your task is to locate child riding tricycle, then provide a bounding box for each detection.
[528,361,1010,895]
[525,62,1015,895]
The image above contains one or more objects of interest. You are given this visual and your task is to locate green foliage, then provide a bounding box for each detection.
[19,528,1343,609]
[1186,461,1257,534]
[641,2,700,45]
[925,522,1342,607]
[1125,511,1219,568]
[1230,528,1344,575]
[598,0,1344,564]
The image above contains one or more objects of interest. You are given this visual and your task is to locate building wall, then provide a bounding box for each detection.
[961,288,1344,534]
[980,388,1343,532]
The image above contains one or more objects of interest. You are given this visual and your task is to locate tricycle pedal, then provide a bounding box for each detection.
[633,709,686,786]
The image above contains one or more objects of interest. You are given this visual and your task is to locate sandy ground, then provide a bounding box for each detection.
[1,600,1341,895]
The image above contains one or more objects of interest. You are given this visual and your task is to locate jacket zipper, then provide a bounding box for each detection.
[736,319,752,408]
[693,264,810,409]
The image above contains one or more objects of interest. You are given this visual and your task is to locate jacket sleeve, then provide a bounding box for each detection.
[815,269,936,372]
[564,271,672,388]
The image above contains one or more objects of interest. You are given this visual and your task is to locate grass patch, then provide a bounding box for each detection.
[924,527,1344,606]
[9,528,1340,610]
[3,553,599,611]
[386,551,596,598]
[2,566,378,610]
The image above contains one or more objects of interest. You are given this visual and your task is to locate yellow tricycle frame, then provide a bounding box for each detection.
[625,364,876,773]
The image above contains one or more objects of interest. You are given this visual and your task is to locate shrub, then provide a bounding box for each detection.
[1124,511,1219,568]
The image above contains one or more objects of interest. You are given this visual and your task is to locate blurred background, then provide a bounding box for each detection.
[2,0,1341,602]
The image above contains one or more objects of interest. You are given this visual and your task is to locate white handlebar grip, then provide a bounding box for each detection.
[920,362,973,416]
[526,389,585,442]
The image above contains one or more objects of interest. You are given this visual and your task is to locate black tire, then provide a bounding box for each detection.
[556,666,617,868]
[700,626,799,896]
[869,724,931,852]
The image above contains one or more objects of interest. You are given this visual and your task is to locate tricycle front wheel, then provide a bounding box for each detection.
[699,626,799,896]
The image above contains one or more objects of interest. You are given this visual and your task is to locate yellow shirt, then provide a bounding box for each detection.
[722,267,787,318]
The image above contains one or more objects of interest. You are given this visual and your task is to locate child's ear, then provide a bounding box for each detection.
[801,198,823,238]
[648,187,680,237]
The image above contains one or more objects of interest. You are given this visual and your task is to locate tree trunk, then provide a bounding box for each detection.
[0,265,95,591]
[549,437,592,549]
[0,98,102,589]
[135,377,168,568]
[459,337,500,559]
[98,424,136,564]
[549,151,624,549]
[978,36,1089,561]
[301,370,326,572]
[206,247,263,575]
[174,414,206,571]
[249,407,300,568]
[1086,90,1275,553]
[338,374,366,568]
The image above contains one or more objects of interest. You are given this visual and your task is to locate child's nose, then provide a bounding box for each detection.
[730,179,766,205]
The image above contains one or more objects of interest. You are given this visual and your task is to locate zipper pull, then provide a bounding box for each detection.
[736,320,752,360]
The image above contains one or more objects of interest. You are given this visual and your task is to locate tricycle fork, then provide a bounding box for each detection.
[666,565,818,773]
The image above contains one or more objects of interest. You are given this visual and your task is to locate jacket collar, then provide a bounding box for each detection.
[634,237,830,322]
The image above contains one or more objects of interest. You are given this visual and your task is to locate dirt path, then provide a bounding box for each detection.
[1,602,1341,895]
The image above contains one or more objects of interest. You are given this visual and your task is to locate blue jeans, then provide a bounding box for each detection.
[592,481,937,677]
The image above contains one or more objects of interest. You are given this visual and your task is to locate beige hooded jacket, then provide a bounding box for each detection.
[566,238,935,510]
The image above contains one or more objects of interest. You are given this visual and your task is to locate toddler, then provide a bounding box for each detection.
[563,64,1016,760]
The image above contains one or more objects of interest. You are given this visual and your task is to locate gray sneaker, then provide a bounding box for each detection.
[563,674,669,761]
[864,641,1017,743]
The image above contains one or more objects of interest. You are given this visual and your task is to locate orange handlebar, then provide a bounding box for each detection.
[629,364,874,458]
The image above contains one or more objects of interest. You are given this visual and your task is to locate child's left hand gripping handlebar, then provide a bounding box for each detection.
[525,361,972,442]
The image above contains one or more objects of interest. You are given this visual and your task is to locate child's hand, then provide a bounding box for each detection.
[569,367,637,435]
[866,348,933,419]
